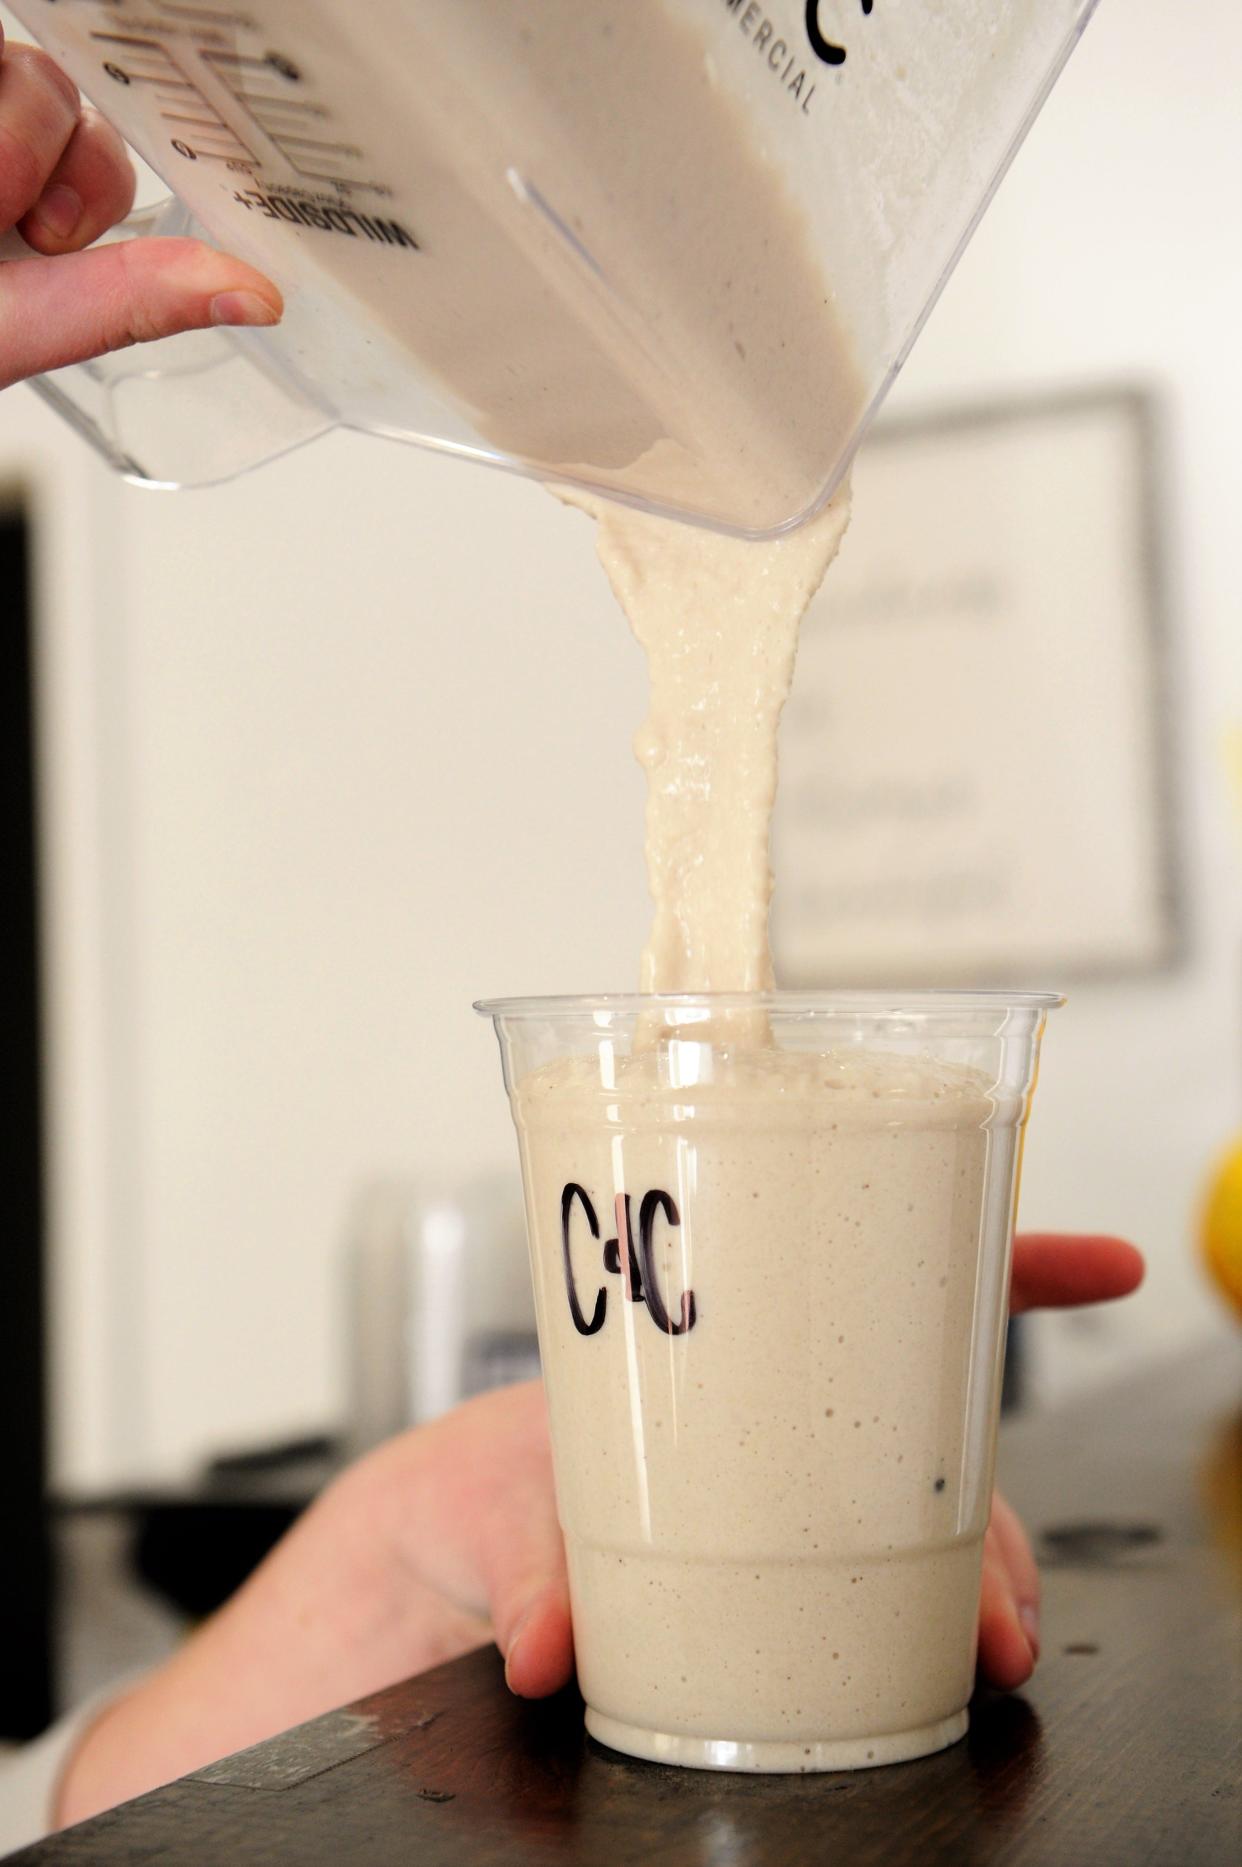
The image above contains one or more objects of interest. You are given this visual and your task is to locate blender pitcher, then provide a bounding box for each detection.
[5,2,1099,535]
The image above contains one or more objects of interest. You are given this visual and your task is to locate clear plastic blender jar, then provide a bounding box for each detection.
[5,1,1099,535]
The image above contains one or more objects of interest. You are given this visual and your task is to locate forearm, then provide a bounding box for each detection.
[55,1467,489,1829]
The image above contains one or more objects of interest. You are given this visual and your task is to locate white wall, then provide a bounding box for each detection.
[888,0,1242,1396]
[11,0,1237,1486]
[35,435,656,1485]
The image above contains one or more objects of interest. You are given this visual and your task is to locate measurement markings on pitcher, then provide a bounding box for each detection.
[89,29,257,165]
[202,49,379,191]
[152,4,253,24]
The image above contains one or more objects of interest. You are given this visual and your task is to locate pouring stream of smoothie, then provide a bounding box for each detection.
[566,492,850,994]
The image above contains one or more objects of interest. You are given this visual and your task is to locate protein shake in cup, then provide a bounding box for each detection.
[479,991,1058,1772]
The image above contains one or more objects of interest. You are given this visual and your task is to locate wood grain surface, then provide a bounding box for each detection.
[9,1343,1240,1866]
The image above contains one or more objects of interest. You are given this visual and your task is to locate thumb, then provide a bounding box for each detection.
[0,235,281,389]
[500,1575,574,1700]
[466,1386,573,1700]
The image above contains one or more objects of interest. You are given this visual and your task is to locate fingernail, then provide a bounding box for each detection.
[210,291,280,328]
[1019,1604,1040,1658]
[34,184,81,241]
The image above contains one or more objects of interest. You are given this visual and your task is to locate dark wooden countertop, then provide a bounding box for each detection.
[11,1341,1241,1866]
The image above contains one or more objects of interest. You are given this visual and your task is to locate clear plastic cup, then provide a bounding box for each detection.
[477,990,1060,1772]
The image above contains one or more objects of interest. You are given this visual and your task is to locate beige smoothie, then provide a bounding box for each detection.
[507,1032,1025,1770]
[501,248,1041,1765]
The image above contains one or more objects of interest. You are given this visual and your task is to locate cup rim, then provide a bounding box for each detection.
[474,988,1065,1020]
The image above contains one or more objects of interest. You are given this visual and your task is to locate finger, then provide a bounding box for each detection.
[1010,1234,1144,1315]
[0,41,81,233]
[383,1382,575,1701]
[18,108,136,254]
[977,1531,1035,1691]
[989,1490,1040,1657]
[472,1394,574,1699]
[0,238,282,389]
[502,1579,575,1700]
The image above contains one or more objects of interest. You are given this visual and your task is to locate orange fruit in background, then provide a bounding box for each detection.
[1201,1141,1242,1321]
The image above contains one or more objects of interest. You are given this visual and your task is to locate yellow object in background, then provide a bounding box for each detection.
[1201,1141,1242,1320]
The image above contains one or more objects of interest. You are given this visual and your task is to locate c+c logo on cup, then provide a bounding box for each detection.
[560,1184,698,1338]
[805,0,875,67]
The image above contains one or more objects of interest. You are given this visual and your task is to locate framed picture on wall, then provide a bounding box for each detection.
[772,387,1181,986]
